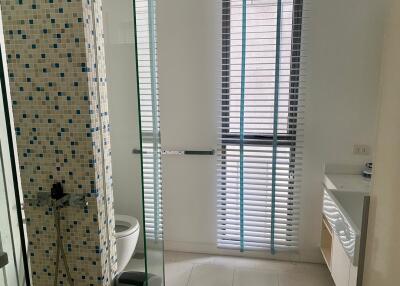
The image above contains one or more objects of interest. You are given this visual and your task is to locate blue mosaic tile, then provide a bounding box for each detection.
[1,0,117,284]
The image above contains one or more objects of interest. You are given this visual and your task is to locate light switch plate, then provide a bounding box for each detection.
[353,144,370,155]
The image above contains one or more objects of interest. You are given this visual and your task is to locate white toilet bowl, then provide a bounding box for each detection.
[115,215,140,273]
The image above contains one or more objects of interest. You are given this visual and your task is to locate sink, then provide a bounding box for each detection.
[333,191,365,231]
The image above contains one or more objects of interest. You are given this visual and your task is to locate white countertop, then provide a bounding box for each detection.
[323,173,371,235]
[322,166,372,265]
[324,174,371,193]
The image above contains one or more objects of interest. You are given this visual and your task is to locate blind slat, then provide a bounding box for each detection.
[135,0,163,241]
[217,0,304,252]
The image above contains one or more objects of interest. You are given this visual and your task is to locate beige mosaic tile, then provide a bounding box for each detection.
[0,0,116,285]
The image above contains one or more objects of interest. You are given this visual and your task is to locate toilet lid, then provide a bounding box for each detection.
[115,215,140,238]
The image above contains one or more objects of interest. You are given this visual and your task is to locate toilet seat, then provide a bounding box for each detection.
[115,214,140,274]
[115,215,139,239]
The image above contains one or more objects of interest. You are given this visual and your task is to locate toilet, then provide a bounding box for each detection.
[115,215,140,273]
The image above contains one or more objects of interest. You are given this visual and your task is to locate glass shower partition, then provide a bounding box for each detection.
[0,46,29,285]
[0,139,20,286]
[133,0,165,285]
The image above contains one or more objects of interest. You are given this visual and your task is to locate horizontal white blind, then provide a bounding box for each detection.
[217,0,305,252]
[134,0,163,240]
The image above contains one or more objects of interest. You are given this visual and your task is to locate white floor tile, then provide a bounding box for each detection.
[233,269,279,286]
[279,271,335,286]
[290,261,330,274]
[212,254,301,272]
[212,255,243,268]
[166,251,213,264]
[187,263,234,286]
[164,251,177,263]
[125,258,145,272]
[165,260,193,286]
[162,251,333,286]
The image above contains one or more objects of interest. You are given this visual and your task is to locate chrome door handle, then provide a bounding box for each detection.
[0,251,8,269]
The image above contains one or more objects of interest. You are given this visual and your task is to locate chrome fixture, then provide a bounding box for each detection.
[161,149,215,156]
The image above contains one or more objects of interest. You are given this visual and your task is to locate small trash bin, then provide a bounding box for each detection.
[115,271,162,286]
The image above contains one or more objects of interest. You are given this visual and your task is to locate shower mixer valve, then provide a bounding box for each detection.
[35,182,88,208]
[51,182,65,200]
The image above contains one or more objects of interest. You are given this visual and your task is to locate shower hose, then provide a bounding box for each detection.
[54,207,74,286]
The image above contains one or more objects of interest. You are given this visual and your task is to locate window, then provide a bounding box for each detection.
[134,0,163,241]
[217,0,304,252]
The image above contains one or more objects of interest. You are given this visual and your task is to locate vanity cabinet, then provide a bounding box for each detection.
[320,171,371,286]
[321,216,358,286]
[321,217,358,286]
[331,235,352,286]
[349,263,358,286]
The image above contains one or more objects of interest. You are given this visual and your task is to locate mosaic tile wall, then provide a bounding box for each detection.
[0,0,116,285]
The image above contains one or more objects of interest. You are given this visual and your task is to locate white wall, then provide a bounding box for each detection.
[103,0,144,251]
[364,0,400,284]
[157,0,387,262]
[299,0,387,261]
[157,0,220,256]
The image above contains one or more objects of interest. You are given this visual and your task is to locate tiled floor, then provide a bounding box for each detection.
[164,251,335,286]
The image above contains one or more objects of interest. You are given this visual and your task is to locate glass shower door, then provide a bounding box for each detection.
[134,0,165,285]
[102,0,164,283]
[0,142,19,286]
[0,70,27,285]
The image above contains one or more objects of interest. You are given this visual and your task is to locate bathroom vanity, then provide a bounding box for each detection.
[320,166,371,286]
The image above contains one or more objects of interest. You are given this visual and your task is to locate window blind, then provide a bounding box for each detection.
[134,0,163,240]
[217,0,305,253]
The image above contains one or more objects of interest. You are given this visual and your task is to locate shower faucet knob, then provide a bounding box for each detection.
[51,182,65,200]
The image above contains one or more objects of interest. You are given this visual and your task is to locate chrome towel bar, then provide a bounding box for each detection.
[132,149,151,155]
[162,150,215,155]
[132,149,215,155]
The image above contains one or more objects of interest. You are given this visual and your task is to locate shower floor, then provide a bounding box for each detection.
[126,251,334,286]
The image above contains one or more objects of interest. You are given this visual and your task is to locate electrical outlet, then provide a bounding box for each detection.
[353,144,370,155]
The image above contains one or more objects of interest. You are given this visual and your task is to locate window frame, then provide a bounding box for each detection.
[219,0,304,249]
